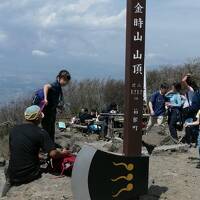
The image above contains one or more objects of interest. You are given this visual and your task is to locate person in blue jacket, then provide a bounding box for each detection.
[166,82,184,140]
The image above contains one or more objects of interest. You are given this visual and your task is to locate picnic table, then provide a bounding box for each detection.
[99,113,150,139]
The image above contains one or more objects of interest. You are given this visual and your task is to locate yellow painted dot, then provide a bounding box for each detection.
[127,164,134,171]
[127,183,133,191]
[127,174,134,181]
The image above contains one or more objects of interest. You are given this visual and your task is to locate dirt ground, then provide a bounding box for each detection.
[0,147,200,200]
[141,148,200,200]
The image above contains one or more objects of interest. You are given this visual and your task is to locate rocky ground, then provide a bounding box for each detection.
[0,125,200,200]
[1,148,199,200]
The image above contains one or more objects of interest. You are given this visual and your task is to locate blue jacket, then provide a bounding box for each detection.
[165,92,183,108]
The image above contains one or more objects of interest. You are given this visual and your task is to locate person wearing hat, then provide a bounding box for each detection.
[1,105,69,197]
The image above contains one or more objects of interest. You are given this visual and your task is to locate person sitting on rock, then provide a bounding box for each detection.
[79,108,93,124]
[147,83,169,132]
[1,105,70,197]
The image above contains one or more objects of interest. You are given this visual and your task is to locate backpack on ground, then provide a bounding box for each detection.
[48,154,76,177]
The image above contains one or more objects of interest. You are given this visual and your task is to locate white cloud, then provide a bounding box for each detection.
[64,0,100,13]
[31,0,123,30]
[62,8,125,29]
[1,0,200,78]
[32,50,48,57]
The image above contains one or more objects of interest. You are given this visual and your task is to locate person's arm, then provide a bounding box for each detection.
[41,130,70,159]
[185,117,199,127]
[57,89,65,112]
[148,101,154,116]
[49,148,70,159]
[149,93,157,115]
[182,74,194,91]
[43,84,52,104]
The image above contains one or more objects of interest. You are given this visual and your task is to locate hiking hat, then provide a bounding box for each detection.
[24,105,44,121]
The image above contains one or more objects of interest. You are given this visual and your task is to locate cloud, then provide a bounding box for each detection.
[32,50,48,57]
[33,0,124,30]
[63,0,107,14]
[0,0,200,82]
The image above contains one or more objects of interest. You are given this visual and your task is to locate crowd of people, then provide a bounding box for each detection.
[71,103,121,137]
[1,70,200,197]
[147,74,200,167]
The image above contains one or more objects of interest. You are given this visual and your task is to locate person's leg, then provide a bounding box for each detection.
[169,110,178,140]
[192,126,199,147]
[185,127,192,145]
[1,163,11,197]
[196,131,200,168]
[42,108,56,142]
[146,116,157,132]
[50,111,56,142]
[41,109,52,136]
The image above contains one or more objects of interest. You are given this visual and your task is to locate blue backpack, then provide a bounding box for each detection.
[32,89,45,109]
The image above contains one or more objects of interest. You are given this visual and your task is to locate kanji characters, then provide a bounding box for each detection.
[134,18,143,29]
[134,3,143,14]
[132,64,143,75]
[134,31,143,41]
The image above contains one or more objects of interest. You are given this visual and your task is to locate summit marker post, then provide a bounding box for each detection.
[123,0,146,157]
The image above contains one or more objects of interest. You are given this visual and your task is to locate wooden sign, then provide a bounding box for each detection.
[124,0,146,156]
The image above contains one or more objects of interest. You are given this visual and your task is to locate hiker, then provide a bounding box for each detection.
[182,74,198,146]
[33,70,71,142]
[190,89,200,114]
[183,78,200,119]
[185,109,200,168]
[90,109,98,119]
[146,83,169,132]
[99,103,118,138]
[165,82,184,141]
[1,105,70,197]
[78,108,85,118]
[79,108,93,124]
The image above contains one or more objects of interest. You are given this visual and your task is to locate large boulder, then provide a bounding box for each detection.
[143,126,177,146]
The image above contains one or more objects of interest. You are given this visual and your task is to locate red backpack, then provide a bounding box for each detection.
[49,154,76,176]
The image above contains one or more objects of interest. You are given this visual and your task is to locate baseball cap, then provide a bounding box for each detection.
[24,105,44,121]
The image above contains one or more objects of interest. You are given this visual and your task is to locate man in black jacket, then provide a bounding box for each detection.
[1,105,70,197]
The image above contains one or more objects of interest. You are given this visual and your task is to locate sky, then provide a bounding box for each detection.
[0,0,200,102]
